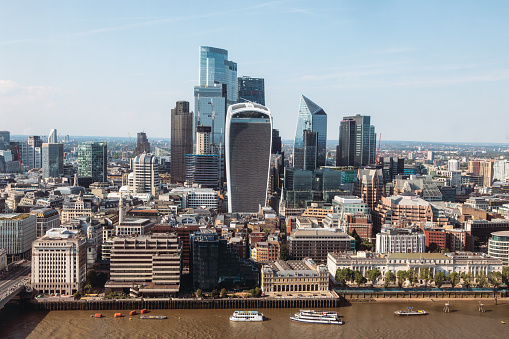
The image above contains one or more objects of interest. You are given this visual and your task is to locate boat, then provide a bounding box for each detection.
[94,314,103,318]
[394,307,428,316]
[290,310,343,325]
[141,309,148,314]
[114,313,122,318]
[229,310,264,322]
[129,310,137,316]
[139,315,167,320]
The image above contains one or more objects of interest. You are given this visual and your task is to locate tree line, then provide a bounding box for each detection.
[335,266,509,288]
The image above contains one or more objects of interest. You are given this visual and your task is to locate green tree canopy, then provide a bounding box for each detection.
[502,266,509,285]
[366,268,381,285]
[220,288,227,298]
[335,268,354,286]
[354,270,367,286]
[448,272,460,288]
[396,270,407,288]
[460,272,472,288]
[435,271,446,288]
[419,267,432,286]
[196,289,203,298]
[385,271,396,288]
[279,245,289,260]
[477,271,488,288]
[489,271,502,288]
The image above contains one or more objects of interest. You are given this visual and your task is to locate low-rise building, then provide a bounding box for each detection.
[287,228,355,262]
[30,208,61,238]
[31,228,87,295]
[115,218,155,236]
[0,213,37,263]
[261,258,329,294]
[375,227,426,254]
[251,241,280,263]
[61,195,93,223]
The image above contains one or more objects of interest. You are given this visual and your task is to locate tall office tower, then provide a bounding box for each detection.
[479,161,494,187]
[0,131,10,150]
[381,157,404,183]
[469,161,481,175]
[135,132,151,155]
[196,125,212,155]
[293,95,327,168]
[427,151,434,161]
[448,159,460,171]
[237,76,265,105]
[42,143,63,178]
[226,102,272,213]
[336,114,376,167]
[494,160,509,183]
[48,129,57,143]
[185,154,219,188]
[303,130,318,171]
[271,129,282,154]
[27,136,42,168]
[129,153,160,195]
[199,46,237,106]
[170,101,193,183]
[78,142,107,183]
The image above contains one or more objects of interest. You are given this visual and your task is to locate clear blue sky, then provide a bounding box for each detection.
[1,0,508,143]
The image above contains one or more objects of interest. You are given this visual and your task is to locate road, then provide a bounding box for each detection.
[0,262,31,302]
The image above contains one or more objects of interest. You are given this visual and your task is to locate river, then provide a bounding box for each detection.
[1,300,509,338]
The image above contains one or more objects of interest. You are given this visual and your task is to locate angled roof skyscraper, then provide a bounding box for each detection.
[293,95,327,169]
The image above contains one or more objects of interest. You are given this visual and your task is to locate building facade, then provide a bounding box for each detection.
[42,143,63,178]
[237,76,265,105]
[375,227,426,254]
[78,142,107,183]
[129,153,160,195]
[287,228,355,262]
[226,102,272,213]
[0,213,37,263]
[488,231,509,265]
[336,114,376,167]
[136,132,151,155]
[170,101,193,183]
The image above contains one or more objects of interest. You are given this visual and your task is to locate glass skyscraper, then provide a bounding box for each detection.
[198,46,237,106]
[78,142,107,182]
[42,143,63,178]
[293,95,327,169]
[237,76,265,105]
[336,114,376,167]
[226,102,272,213]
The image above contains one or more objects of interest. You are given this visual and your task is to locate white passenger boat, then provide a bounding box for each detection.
[229,310,264,322]
[290,310,344,325]
[394,307,428,316]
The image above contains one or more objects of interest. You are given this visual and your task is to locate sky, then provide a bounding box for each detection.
[1,0,508,143]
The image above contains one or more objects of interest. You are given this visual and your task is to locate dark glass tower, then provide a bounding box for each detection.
[136,132,151,155]
[78,142,107,182]
[42,143,63,178]
[226,103,272,213]
[293,95,327,168]
[336,114,376,167]
[171,101,193,183]
[237,76,265,105]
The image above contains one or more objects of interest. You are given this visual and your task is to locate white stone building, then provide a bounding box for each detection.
[375,227,426,254]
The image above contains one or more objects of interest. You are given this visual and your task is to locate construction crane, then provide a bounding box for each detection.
[376,133,382,165]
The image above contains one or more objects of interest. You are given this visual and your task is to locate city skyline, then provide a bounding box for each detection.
[1,1,509,143]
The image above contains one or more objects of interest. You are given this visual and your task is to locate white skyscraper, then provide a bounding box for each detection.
[48,129,57,143]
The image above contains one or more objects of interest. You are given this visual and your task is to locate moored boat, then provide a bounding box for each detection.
[139,315,167,319]
[394,307,428,316]
[290,310,343,325]
[229,310,264,322]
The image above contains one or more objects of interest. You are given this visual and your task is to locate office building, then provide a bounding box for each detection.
[375,226,426,254]
[30,208,61,238]
[170,187,220,210]
[448,159,460,171]
[171,101,193,183]
[381,157,405,183]
[0,248,6,271]
[129,153,160,195]
[479,161,494,186]
[198,46,237,106]
[0,131,10,150]
[488,231,509,265]
[42,143,63,178]
[226,102,272,213]
[271,129,282,154]
[293,95,327,168]
[185,154,219,188]
[78,142,107,183]
[287,228,355,262]
[196,125,211,155]
[61,195,93,223]
[237,76,265,105]
[0,213,37,263]
[336,114,376,167]
[251,240,280,264]
[494,160,509,183]
[354,168,384,211]
[106,233,181,296]
[31,228,87,295]
[135,132,151,155]
[25,136,43,169]
[261,258,329,294]
[48,129,57,143]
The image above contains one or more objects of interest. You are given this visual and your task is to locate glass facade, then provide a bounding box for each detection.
[237,76,265,105]
[293,95,327,168]
[78,142,107,182]
[42,143,63,178]
[337,114,376,167]
[198,46,237,106]
[194,85,227,146]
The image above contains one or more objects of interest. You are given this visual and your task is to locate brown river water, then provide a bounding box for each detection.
[1,300,509,338]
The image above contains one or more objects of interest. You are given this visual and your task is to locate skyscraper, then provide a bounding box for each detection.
[196,125,212,155]
[0,131,10,151]
[336,114,376,167]
[271,129,282,154]
[198,46,237,106]
[226,102,272,213]
[136,132,151,155]
[171,101,193,183]
[48,129,57,143]
[237,76,265,105]
[293,95,327,169]
[185,154,219,188]
[78,142,107,183]
[302,130,318,171]
[129,153,160,195]
[42,143,63,178]
[27,136,42,168]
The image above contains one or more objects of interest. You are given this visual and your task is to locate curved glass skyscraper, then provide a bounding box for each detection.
[293,95,327,169]
[226,103,272,213]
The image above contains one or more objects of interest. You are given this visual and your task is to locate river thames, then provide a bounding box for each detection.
[2,300,509,338]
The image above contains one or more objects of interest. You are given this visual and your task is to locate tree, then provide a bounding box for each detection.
[460,272,472,288]
[489,271,502,288]
[279,245,289,260]
[196,289,203,298]
[428,242,440,253]
[220,288,227,298]
[349,230,362,251]
[354,270,367,286]
[211,289,219,298]
[448,272,460,288]
[366,268,381,285]
[406,270,418,287]
[263,229,270,239]
[502,266,509,285]
[476,271,488,288]
[86,270,99,287]
[335,268,354,286]
[360,241,373,251]
[420,267,431,287]
[254,287,262,297]
[385,271,396,288]
[434,271,446,288]
[396,270,407,288]
[83,283,92,294]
